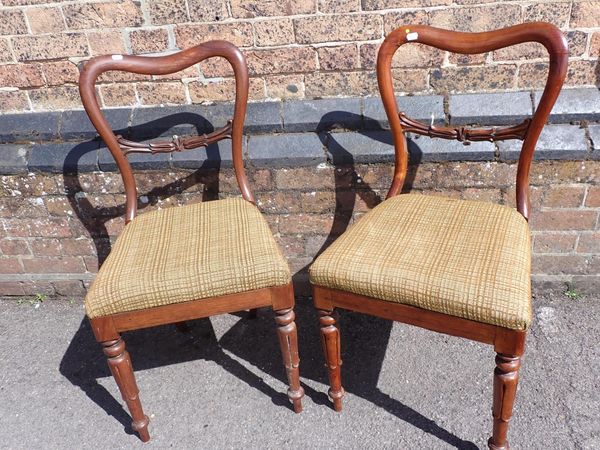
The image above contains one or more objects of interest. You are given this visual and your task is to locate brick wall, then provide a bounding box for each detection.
[0,0,598,113]
[0,89,599,297]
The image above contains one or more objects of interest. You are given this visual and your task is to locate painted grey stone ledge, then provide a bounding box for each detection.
[28,141,100,173]
[282,98,361,132]
[98,145,170,171]
[498,124,589,161]
[0,112,61,143]
[248,133,325,167]
[363,95,445,129]
[535,88,600,123]
[0,144,31,174]
[449,92,532,125]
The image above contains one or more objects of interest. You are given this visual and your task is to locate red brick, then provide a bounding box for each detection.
[87,30,126,56]
[247,47,317,76]
[0,257,23,274]
[524,2,570,28]
[0,239,30,256]
[265,74,305,100]
[279,214,334,234]
[0,10,28,35]
[318,45,360,71]
[249,169,273,191]
[29,86,81,111]
[2,219,31,238]
[565,60,598,87]
[0,197,46,218]
[430,65,517,93]
[20,280,55,296]
[137,82,187,106]
[189,78,265,103]
[305,71,379,97]
[383,11,431,34]
[147,0,190,24]
[12,33,88,61]
[530,210,598,231]
[188,0,229,22]
[30,238,63,256]
[0,91,30,112]
[590,33,600,57]
[318,0,359,13]
[175,23,253,49]
[99,84,137,107]
[493,43,545,62]
[275,167,335,191]
[542,185,586,208]
[61,238,96,256]
[29,218,72,238]
[365,0,449,9]
[40,61,79,86]
[254,19,295,47]
[449,53,488,66]
[62,1,142,29]
[577,232,600,253]
[570,1,600,27]
[22,256,86,274]
[0,39,13,63]
[429,5,522,32]
[518,62,548,89]
[230,0,315,18]
[566,31,589,58]
[586,186,600,207]
[26,7,65,34]
[462,188,502,203]
[275,235,306,258]
[0,282,25,295]
[300,191,336,213]
[294,14,382,44]
[83,255,99,272]
[129,29,170,54]
[257,191,302,214]
[532,255,600,275]
[533,233,577,253]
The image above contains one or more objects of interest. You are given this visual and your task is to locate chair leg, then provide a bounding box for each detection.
[488,353,521,450]
[274,307,304,413]
[318,308,344,412]
[101,337,150,442]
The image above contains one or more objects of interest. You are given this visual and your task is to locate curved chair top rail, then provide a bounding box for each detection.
[377,22,568,220]
[79,40,252,224]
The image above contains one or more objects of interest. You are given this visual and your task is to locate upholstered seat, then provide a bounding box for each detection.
[86,197,291,318]
[310,193,532,330]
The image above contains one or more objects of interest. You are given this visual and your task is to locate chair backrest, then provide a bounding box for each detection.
[377,22,568,220]
[79,41,251,224]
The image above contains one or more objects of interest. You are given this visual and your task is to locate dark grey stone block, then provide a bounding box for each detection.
[0,144,31,174]
[534,88,600,123]
[282,98,361,132]
[98,144,170,171]
[0,112,61,142]
[245,101,282,133]
[248,133,324,167]
[325,131,394,164]
[60,109,131,141]
[28,141,99,173]
[498,124,588,161]
[171,138,236,169]
[363,95,445,129]
[588,125,600,160]
[449,92,532,125]
[130,105,211,139]
[407,134,495,162]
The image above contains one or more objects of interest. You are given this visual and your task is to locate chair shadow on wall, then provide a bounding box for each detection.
[58,110,475,448]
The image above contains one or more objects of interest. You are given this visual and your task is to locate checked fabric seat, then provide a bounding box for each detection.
[310,193,532,330]
[86,197,291,318]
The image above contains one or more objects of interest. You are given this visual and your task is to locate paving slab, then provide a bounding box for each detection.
[0,293,597,449]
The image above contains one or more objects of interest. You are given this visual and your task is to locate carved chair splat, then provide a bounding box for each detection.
[310,23,568,449]
[79,41,304,442]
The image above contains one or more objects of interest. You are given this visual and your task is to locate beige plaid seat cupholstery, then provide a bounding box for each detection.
[310,193,532,330]
[85,197,291,318]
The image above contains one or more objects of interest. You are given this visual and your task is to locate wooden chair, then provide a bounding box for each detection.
[78,41,304,442]
[310,23,567,449]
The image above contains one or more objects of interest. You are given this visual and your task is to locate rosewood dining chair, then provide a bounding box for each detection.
[78,41,303,442]
[310,23,568,449]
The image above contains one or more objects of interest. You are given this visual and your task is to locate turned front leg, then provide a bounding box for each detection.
[488,354,521,450]
[318,308,344,412]
[274,308,304,413]
[102,337,150,442]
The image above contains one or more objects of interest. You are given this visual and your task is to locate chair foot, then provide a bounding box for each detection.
[488,353,521,450]
[101,337,150,442]
[274,308,304,413]
[318,308,345,412]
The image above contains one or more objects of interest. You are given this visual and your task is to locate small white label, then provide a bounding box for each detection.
[406,32,418,41]
[111,54,124,60]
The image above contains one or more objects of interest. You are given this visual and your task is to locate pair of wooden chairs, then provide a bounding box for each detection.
[78,23,567,448]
